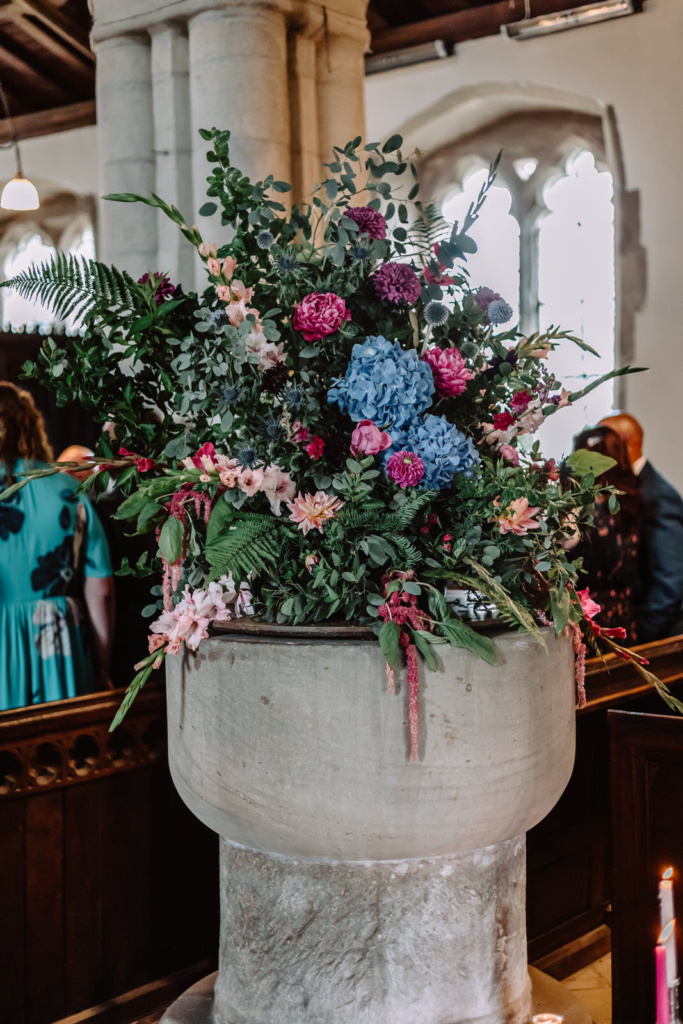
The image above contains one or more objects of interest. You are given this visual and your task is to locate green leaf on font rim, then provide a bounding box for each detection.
[159,516,184,565]
[379,620,400,668]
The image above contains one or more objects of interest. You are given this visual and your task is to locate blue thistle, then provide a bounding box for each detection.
[212,309,231,328]
[256,230,275,250]
[235,443,258,468]
[487,299,514,326]
[283,385,305,410]
[261,417,286,443]
[351,244,371,263]
[217,383,242,410]
[424,301,450,328]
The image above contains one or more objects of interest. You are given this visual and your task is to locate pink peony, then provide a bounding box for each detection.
[497,496,541,536]
[293,292,351,343]
[577,588,601,621]
[287,491,344,535]
[498,444,520,466]
[422,346,474,398]
[344,206,387,240]
[350,419,392,457]
[386,451,425,489]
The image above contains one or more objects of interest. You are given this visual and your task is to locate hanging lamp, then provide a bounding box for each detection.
[0,81,39,211]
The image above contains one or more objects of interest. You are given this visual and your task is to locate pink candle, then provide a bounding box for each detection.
[656,943,671,1024]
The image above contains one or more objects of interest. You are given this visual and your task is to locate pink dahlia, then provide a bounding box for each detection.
[287,491,344,535]
[386,451,425,489]
[372,262,422,306]
[422,346,474,398]
[292,292,351,343]
[344,206,387,240]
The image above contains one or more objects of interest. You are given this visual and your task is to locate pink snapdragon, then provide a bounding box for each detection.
[292,292,351,343]
[287,491,344,535]
[261,465,296,515]
[350,419,392,457]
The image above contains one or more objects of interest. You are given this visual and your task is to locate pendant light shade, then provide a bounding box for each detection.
[1,175,39,211]
[0,81,39,212]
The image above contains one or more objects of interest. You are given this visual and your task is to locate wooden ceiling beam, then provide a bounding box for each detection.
[0,36,75,102]
[11,0,92,61]
[370,0,602,52]
[0,98,95,145]
[11,11,94,70]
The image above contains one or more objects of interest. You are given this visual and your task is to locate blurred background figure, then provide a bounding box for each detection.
[572,424,643,643]
[0,382,115,710]
[599,413,683,643]
[58,443,95,482]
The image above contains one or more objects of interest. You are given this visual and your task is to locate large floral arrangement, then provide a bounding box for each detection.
[3,129,679,743]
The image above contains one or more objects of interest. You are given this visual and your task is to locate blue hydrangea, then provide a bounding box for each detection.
[327,335,434,429]
[386,413,481,490]
[487,298,514,326]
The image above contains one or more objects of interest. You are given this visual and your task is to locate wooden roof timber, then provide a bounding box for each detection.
[0,98,95,145]
[369,0,619,52]
[11,0,92,61]
[0,4,94,69]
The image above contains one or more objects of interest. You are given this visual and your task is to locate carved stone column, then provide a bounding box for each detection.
[316,9,369,166]
[94,33,157,276]
[150,22,195,288]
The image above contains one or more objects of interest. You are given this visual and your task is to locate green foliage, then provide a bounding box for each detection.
[205,512,287,578]
[567,449,617,477]
[1,251,140,321]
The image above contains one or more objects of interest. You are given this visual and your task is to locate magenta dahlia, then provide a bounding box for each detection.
[372,262,422,306]
[344,206,387,240]
[422,346,474,398]
[386,451,425,489]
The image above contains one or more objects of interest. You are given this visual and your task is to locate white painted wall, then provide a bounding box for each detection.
[365,0,683,492]
[0,125,99,196]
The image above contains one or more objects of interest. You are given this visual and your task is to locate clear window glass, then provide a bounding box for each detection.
[442,167,521,325]
[2,233,57,332]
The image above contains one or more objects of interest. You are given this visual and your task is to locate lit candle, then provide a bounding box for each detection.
[657,943,671,1024]
[660,920,678,990]
[661,869,676,932]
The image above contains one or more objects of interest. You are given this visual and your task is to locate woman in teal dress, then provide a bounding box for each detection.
[0,382,115,710]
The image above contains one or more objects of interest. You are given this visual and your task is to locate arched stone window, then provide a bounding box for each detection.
[0,183,97,336]
[404,88,645,458]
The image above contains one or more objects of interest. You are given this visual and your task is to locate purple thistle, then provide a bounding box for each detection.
[372,262,422,306]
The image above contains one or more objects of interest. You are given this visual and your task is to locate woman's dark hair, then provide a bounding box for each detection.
[0,381,53,482]
[573,424,641,528]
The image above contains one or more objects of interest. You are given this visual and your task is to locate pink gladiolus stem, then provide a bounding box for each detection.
[386,663,395,696]
[407,642,420,761]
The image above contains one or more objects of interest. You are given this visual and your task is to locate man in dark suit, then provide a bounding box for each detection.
[600,413,683,643]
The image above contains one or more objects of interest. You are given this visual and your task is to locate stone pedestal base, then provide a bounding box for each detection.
[161,968,592,1024]
[168,835,534,1024]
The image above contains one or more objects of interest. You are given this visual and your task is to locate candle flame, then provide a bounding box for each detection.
[659,920,675,944]
[663,867,674,881]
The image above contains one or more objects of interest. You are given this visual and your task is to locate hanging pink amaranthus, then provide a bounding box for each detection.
[378,574,434,762]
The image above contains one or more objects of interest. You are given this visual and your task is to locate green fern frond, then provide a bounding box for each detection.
[407,202,449,253]
[339,492,434,534]
[384,533,421,568]
[205,513,285,579]
[1,252,140,321]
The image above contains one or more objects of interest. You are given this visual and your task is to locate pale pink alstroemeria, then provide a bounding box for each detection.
[497,497,541,536]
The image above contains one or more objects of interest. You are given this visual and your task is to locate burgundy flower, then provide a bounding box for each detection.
[344,206,387,240]
[493,411,515,430]
[306,436,325,460]
[372,262,422,306]
[509,390,533,415]
[474,286,500,312]
[138,272,176,305]
[386,451,425,489]
[292,292,351,343]
[259,362,288,395]
[422,346,474,398]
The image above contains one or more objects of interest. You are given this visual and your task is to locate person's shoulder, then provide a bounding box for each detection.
[641,462,683,508]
